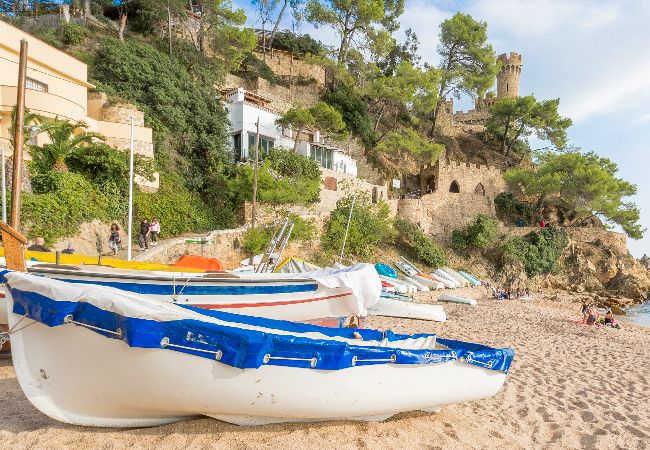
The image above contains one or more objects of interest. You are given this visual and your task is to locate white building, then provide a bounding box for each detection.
[222,87,357,176]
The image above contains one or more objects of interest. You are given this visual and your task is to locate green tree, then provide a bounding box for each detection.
[485,95,572,157]
[276,101,346,151]
[452,214,499,249]
[29,119,104,173]
[429,13,497,135]
[504,151,644,239]
[374,128,443,174]
[305,0,405,65]
[139,0,188,55]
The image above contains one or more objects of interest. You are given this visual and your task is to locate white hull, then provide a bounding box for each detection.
[438,294,477,306]
[432,269,460,288]
[368,298,447,322]
[441,267,470,288]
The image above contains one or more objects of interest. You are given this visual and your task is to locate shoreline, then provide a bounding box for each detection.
[1,290,649,449]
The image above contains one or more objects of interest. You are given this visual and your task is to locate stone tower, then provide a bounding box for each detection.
[496,52,522,99]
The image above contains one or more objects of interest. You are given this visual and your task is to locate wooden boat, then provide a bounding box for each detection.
[438,294,478,306]
[4,271,513,427]
[395,259,443,290]
[0,262,381,323]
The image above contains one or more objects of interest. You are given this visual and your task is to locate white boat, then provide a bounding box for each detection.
[458,271,482,287]
[438,294,477,306]
[432,269,460,288]
[3,272,513,427]
[395,259,443,290]
[0,262,380,323]
[441,267,470,288]
[403,276,430,292]
[369,297,447,322]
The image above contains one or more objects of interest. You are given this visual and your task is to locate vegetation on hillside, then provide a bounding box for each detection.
[501,227,569,277]
[452,214,499,250]
[394,218,446,268]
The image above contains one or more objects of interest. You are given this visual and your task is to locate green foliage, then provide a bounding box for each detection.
[374,128,444,171]
[494,192,537,225]
[394,218,446,267]
[485,95,572,156]
[452,214,499,249]
[501,227,569,277]
[22,172,109,244]
[431,13,497,133]
[237,52,284,85]
[321,193,395,259]
[58,22,86,46]
[323,81,377,148]
[271,31,325,56]
[504,151,643,239]
[243,226,272,254]
[277,102,346,150]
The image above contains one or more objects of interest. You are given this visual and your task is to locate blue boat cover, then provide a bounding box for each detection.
[7,284,514,373]
[375,263,398,279]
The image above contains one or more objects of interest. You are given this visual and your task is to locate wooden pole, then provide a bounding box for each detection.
[251,117,260,230]
[10,39,28,230]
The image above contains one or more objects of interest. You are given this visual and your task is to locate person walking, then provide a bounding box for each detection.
[108,223,121,256]
[138,219,150,251]
[150,218,160,246]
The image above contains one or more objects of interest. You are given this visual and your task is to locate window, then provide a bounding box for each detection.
[233,133,242,161]
[247,134,274,157]
[309,145,333,169]
[474,183,485,196]
[449,180,460,193]
[26,77,48,93]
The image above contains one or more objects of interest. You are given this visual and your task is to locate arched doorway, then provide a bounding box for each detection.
[425,176,436,193]
[449,180,460,193]
[474,183,485,196]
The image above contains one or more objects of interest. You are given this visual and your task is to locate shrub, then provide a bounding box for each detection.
[236,52,285,85]
[394,218,446,267]
[321,193,395,260]
[322,82,377,148]
[501,227,569,277]
[452,214,499,249]
[243,227,272,254]
[59,22,86,46]
[270,31,325,56]
[494,192,537,225]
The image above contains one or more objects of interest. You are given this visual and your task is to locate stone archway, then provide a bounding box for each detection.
[449,180,460,193]
[425,176,437,193]
[474,183,485,196]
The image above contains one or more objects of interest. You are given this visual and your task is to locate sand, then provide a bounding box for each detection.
[1,289,649,450]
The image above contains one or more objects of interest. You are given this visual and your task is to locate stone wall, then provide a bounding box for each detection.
[253,49,326,86]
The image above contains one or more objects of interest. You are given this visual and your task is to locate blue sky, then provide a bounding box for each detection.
[237,0,650,258]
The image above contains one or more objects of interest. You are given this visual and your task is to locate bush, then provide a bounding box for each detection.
[59,22,86,46]
[323,82,377,148]
[243,227,272,254]
[494,192,537,225]
[321,193,395,260]
[452,214,499,249]
[22,172,109,244]
[236,52,285,86]
[501,227,569,277]
[394,218,446,267]
[270,31,325,56]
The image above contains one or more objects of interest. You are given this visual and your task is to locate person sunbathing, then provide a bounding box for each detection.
[603,309,621,329]
[585,305,599,325]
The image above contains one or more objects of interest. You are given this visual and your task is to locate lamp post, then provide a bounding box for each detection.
[126,115,135,261]
[1,147,6,223]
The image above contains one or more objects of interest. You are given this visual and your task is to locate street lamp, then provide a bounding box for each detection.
[126,115,135,261]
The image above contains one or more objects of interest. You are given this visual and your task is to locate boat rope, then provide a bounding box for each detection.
[2,315,37,341]
[351,354,397,366]
[263,354,318,368]
[160,337,223,361]
[171,276,195,302]
[464,353,493,369]
[64,314,123,337]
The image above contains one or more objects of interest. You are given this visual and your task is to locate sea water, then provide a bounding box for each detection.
[625,300,650,328]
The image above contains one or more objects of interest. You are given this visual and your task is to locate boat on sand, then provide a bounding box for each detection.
[438,294,478,306]
[3,271,513,427]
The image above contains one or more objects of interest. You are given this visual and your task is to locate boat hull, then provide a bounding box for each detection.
[7,303,505,427]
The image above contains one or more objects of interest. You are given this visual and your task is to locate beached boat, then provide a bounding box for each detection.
[458,271,482,287]
[3,271,513,427]
[369,296,447,322]
[441,267,470,288]
[432,269,461,288]
[395,259,443,290]
[0,261,381,323]
[438,294,478,306]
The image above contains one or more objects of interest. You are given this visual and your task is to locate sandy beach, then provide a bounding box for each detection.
[1,290,648,450]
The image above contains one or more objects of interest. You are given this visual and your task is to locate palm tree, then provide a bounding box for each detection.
[9,106,43,151]
[30,119,105,173]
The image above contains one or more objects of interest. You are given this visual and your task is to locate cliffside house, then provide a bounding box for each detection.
[0,20,158,190]
[222,87,358,176]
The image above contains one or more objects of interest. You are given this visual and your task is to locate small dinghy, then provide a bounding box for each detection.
[458,271,482,287]
[433,269,460,288]
[4,272,512,427]
[369,297,447,322]
[438,294,478,306]
[395,258,443,290]
[441,267,470,288]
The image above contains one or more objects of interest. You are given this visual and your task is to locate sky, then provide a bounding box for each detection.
[238,0,650,258]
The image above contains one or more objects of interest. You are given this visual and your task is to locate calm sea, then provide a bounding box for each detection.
[625,300,650,328]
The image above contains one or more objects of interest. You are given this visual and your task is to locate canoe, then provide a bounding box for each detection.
[4,272,513,427]
[438,294,477,306]
[432,269,460,288]
[458,271,482,287]
[368,297,447,322]
[395,260,443,290]
[441,267,470,288]
[0,262,381,323]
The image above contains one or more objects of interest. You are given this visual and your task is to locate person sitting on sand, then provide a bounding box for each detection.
[603,309,621,329]
[585,304,600,325]
[580,303,590,321]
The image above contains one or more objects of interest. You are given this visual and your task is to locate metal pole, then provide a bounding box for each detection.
[10,39,28,229]
[251,117,260,230]
[126,115,135,260]
[1,147,6,223]
[339,192,357,263]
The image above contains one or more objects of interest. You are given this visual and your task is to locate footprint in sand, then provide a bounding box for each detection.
[571,399,588,410]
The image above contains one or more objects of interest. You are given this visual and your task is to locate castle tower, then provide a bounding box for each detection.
[496,52,522,99]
